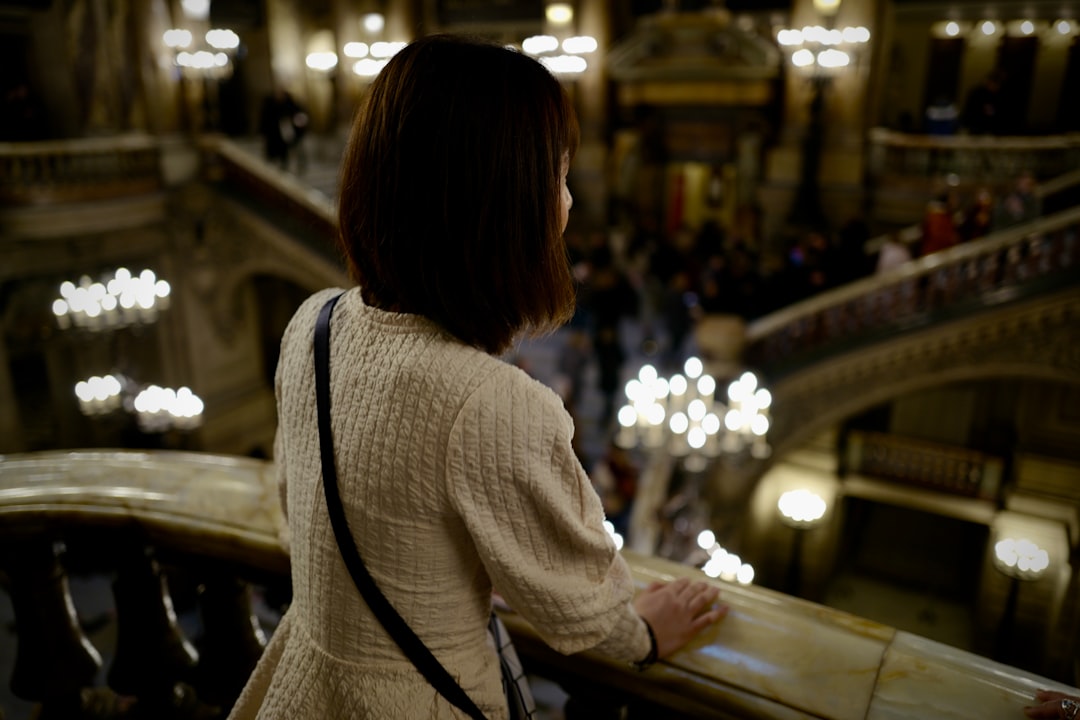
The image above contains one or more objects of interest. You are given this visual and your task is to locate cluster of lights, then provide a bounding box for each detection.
[52,268,171,331]
[616,358,771,467]
[777,24,870,71]
[777,489,828,528]
[935,19,1076,39]
[994,537,1050,580]
[697,530,755,584]
[305,13,407,78]
[72,374,204,432]
[163,27,239,74]
[75,375,124,416]
[520,34,597,75]
[133,385,205,432]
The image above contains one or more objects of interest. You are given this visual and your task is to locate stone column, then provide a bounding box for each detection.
[760,0,886,251]
[571,0,613,230]
[265,0,306,98]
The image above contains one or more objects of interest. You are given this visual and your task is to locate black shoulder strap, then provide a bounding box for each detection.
[314,293,487,720]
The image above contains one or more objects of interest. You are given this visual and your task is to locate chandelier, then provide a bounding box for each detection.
[51,268,171,331]
[52,265,205,434]
[73,373,205,433]
[163,0,240,78]
[615,357,772,471]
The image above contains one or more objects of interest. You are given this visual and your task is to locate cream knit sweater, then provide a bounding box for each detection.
[230,288,651,719]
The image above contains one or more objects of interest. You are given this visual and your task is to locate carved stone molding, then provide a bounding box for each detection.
[769,287,1080,460]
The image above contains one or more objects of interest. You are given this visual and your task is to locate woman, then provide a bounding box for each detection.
[231,34,727,719]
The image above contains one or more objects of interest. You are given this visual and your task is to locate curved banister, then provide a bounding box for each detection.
[744,205,1080,377]
[0,449,1074,718]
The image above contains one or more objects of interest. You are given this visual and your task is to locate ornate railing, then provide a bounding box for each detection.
[867,129,1080,188]
[0,450,1074,719]
[844,430,1004,500]
[0,135,162,206]
[200,136,340,266]
[745,205,1080,379]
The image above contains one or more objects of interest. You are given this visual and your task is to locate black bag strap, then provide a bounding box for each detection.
[314,293,487,720]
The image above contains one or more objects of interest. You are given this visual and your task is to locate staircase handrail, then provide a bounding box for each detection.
[747,204,1080,352]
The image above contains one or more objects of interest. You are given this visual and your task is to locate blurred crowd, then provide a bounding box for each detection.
[530,168,1045,503]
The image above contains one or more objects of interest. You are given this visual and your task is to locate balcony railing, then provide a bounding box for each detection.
[745,205,1080,379]
[868,129,1080,188]
[0,450,1073,718]
[844,429,1004,500]
[0,135,162,206]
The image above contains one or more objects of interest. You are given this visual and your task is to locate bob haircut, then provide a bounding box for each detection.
[337,34,580,355]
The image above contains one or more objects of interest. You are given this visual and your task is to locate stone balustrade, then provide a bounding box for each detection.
[744,205,1080,380]
[0,135,162,206]
[0,450,1075,718]
[868,129,1080,187]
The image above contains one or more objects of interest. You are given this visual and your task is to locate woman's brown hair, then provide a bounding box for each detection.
[337,34,579,354]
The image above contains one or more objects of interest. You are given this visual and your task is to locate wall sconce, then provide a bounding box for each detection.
[777,488,827,595]
[777,488,827,529]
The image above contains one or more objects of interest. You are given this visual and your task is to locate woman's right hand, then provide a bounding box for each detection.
[633,576,729,658]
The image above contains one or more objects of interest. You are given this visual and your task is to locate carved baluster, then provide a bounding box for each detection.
[2,541,101,709]
[195,575,268,710]
[108,546,212,716]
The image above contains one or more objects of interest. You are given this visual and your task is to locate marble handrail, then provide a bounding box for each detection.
[0,449,1075,718]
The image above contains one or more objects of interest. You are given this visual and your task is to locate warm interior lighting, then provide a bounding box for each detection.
[54,268,170,331]
[777,489,827,526]
[817,48,850,68]
[562,36,598,54]
[944,21,960,37]
[206,28,239,50]
[344,41,369,58]
[362,13,385,34]
[540,55,587,74]
[522,35,559,55]
[994,537,1050,579]
[981,20,998,36]
[305,52,338,71]
[134,385,205,432]
[181,0,210,20]
[370,41,406,58]
[163,28,193,49]
[353,58,387,77]
[812,0,840,16]
[616,360,771,462]
[1057,19,1075,35]
[545,3,573,25]
[1019,20,1034,35]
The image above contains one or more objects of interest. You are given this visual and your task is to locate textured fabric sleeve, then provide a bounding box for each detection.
[446,371,651,662]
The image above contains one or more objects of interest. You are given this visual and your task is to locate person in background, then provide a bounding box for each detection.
[259,88,307,172]
[959,186,995,242]
[962,71,1003,134]
[876,231,912,274]
[993,170,1041,232]
[919,197,960,256]
[231,34,727,720]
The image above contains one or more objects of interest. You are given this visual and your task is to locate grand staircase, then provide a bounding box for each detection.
[1,133,1077,718]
